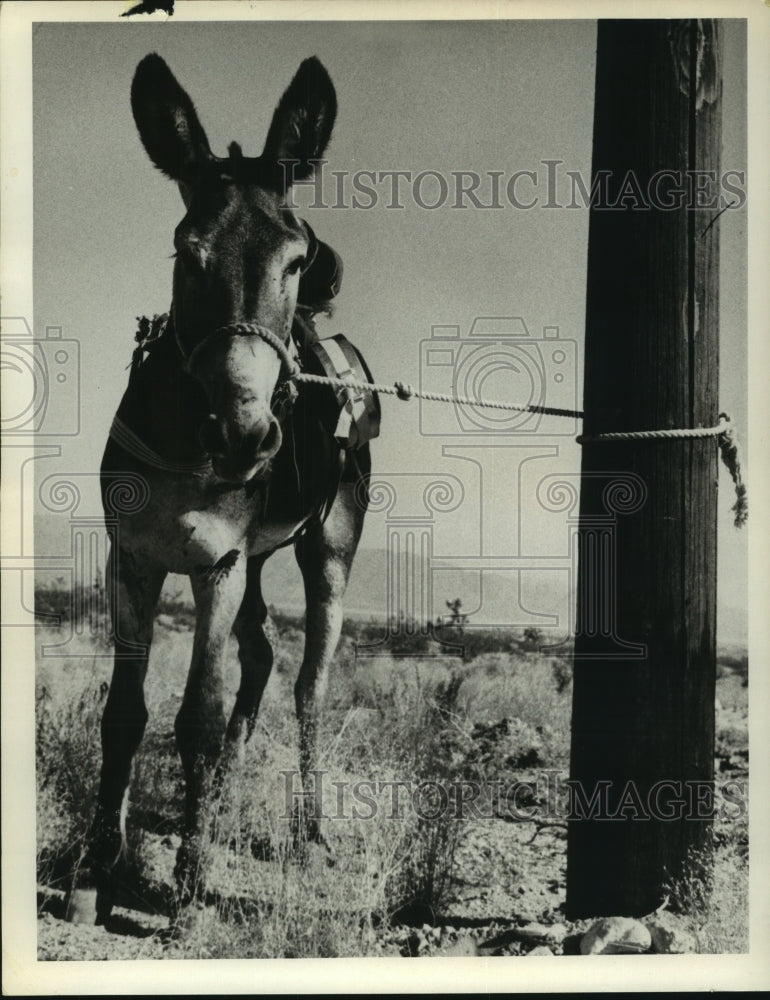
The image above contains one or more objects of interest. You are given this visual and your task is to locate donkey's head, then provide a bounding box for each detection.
[131,53,336,482]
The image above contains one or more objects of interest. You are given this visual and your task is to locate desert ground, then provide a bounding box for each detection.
[35,583,748,959]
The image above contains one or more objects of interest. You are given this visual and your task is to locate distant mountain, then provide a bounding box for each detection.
[261,544,567,626]
[36,541,747,652]
[261,545,387,620]
[259,546,747,649]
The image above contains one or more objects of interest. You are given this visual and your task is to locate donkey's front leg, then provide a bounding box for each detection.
[66,547,166,925]
[174,550,246,903]
[293,479,365,846]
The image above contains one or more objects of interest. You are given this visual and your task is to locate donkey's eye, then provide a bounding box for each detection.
[285,256,305,276]
[174,233,208,270]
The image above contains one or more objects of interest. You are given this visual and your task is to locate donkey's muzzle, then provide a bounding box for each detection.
[200,413,282,483]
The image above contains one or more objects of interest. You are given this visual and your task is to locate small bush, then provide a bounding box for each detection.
[35,582,113,652]
[551,657,572,694]
[36,675,106,885]
[664,840,749,953]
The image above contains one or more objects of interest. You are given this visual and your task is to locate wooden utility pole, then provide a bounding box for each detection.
[567,20,722,917]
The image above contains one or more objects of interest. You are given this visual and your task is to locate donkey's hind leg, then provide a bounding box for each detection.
[66,547,166,924]
[293,471,367,847]
[206,556,275,858]
[223,555,274,764]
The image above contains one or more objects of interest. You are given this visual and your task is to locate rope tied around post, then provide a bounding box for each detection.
[577,414,747,528]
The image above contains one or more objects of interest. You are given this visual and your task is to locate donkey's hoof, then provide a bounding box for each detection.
[65,886,115,926]
[64,888,98,925]
[173,842,208,909]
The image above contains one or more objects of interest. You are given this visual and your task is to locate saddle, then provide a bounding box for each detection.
[292,315,380,451]
[292,222,380,451]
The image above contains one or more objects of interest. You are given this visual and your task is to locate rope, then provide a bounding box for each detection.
[291,370,585,420]
[717,412,748,528]
[576,417,731,444]
[184,323,299,377]
[131,315,747,527]
[577,414,746,528]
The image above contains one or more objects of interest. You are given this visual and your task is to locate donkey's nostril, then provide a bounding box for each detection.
[201,413,281,479]
[259,416,282,458]
[200,415,227,457]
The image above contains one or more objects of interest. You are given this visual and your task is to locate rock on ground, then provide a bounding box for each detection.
[580,916,652,955]
[645,911,697,954]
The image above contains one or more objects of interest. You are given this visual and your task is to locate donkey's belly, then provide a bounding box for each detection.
[110,467,307,575]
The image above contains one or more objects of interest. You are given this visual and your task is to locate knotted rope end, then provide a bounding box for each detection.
[731,484,748,529]
[718,414,748,529]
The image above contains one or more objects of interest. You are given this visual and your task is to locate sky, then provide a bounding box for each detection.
[27,16,748,642]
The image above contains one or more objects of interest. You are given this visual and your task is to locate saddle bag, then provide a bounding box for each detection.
[309,334,380,449]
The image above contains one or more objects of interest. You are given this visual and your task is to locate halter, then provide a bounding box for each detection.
[183,322,300,380]
[129,311,379,458]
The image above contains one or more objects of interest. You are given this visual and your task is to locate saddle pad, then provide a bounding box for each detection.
[310,334,380,449]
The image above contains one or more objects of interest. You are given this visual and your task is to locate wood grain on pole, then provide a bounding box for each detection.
[566,19,721,918]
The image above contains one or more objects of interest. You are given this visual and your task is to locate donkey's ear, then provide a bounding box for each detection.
[131,53,212,182]
[262,57,337,183]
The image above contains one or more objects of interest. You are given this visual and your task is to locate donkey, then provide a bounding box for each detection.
[67,53,371,923]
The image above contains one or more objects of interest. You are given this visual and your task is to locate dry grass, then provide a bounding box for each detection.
[662,837,749,954]
[35,586,748,957]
